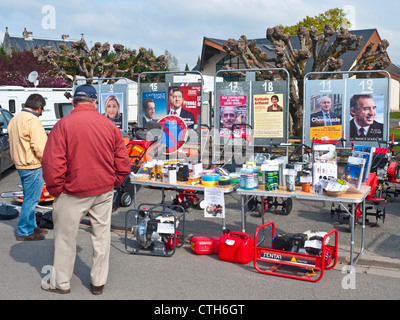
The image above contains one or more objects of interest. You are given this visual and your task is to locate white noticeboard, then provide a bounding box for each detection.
[204,187,225,219]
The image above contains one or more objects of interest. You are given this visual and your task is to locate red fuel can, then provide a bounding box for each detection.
[211,237,220,254]
[190,236,214,255]
[219,231,254,264]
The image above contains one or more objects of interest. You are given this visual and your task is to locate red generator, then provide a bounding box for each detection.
[253,222,338,282]
[219,231,254,264]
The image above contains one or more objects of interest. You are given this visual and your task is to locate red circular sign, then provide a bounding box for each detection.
[158,115,188,154]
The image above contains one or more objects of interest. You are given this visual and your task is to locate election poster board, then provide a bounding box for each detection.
[138,76,202,129]
[214,70,289,147]
[304,79,344,144]
[213,69,289,166]
[346,78,388,143]
[303,72,390,148]
[73,78,129,131]
[252,78,289,146]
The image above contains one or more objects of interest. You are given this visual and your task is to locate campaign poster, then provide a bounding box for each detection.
[349,93,384,141]
[167,85,201,127]
[101,92,124,129]
[253,93,284,138]
[219,95,247,138]
[141,91,167,123]
[309,94,343,140]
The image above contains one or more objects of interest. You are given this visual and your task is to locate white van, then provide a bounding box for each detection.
[0,86,73,131]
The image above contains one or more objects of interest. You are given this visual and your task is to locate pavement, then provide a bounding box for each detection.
[1,167,400,300]
[109,183,400,271]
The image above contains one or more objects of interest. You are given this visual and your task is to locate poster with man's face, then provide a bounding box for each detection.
[167,85,201,127]
[219,95,247,138]
[309,94,343,140]
[349,94,384,141]
[142,91,167,123]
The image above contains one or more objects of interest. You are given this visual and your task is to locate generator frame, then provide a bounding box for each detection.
[253,222,338,282]
[124,203,185,257]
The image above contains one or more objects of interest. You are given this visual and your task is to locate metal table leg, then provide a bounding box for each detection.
[241,195,246,233]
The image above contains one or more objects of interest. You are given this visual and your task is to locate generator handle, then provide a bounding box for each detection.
[321,228,339,270]
[254,221,275,248]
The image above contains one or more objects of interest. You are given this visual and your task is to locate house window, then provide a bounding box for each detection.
[216,55,247,81]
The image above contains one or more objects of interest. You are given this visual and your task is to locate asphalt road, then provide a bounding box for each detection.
[1,166,400,302]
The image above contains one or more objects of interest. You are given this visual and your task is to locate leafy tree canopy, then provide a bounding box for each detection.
[281,8,349,35]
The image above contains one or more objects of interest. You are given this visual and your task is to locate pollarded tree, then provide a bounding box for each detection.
[33,37,168,85]
[223,24,390,136]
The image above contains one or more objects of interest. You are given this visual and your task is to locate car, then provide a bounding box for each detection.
[0,107,14,178]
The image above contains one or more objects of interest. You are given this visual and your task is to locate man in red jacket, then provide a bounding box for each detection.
[41,84,131,295]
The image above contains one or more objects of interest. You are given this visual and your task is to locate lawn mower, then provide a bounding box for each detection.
[370,134,400,200]
[172,189,206,211]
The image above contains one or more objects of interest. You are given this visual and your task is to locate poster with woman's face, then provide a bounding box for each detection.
[101,93,123,129]
[253,93,283,138]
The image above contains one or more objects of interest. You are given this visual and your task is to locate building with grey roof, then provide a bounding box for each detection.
[2,27,77,55]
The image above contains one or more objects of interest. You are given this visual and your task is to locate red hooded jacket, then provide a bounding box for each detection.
[42,103,131,198]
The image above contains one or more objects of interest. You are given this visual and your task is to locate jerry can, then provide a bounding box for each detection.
[219,231,254,264]
[190,236,214,255]
[211,237,220,254]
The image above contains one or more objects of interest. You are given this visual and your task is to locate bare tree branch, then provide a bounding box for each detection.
[223,24,389,136]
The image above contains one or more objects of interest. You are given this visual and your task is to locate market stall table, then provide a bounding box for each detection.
[130,177,240,231]
[237,185,371,268]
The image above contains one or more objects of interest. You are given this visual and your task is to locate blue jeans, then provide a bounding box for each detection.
[17,168,44,237]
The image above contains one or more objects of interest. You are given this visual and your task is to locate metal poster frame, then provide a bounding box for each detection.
[137,71,207,162]
[303,70,391,149]
[137,70,205,128]
[213,68,290,164]
[73,77,129,132]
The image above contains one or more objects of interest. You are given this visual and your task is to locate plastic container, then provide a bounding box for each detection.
[219,231,254,264]
[240,165,247,189]
[252,165,259,188]
[285,164,296,192]
[190,237,214,255]
[245,166,254,190]
[211,237,220,254]
[155,160,164,181]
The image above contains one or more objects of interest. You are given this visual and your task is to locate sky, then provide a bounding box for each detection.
[1,0,399,71]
